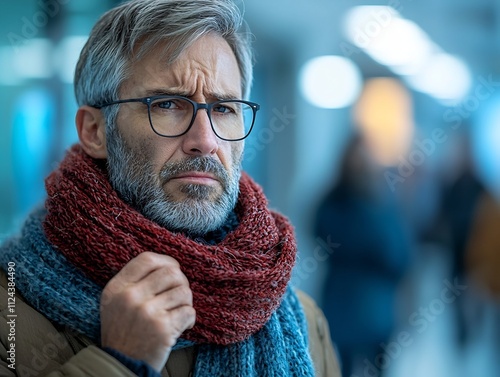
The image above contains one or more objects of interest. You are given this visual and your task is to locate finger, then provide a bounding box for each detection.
[112,252,180,285]
[163,305,197,334]
[134,264,190,298]
[150,284,194,312]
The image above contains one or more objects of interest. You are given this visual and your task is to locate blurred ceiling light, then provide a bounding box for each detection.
[344,8,434,74]
[343,6,401,48]
[0,47,23,85]
[15,39,53,79]
[353,78,414,166]
[299,55,362,109]
[55,35,88,83]
[343,6,472,104]
[10,38,53,80]
[0,39,52,84]
[367,19,435,73]
[0,36,89,85]
[405,53,472,104]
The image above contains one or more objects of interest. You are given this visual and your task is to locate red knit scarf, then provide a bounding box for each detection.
[43,145,297,345]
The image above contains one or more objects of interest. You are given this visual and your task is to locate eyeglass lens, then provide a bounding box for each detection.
[148,97,254,140]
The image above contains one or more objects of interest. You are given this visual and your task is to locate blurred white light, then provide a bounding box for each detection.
[299,55,362,109]
[368,19,435,73]
[0,39,52,84]
[343,6,401,49]
[0,47,23,85]
[406,53,472,104]
[343,6,472,105]
[16,39,53,79]
[55,35,88,83]
[344,7,435,75]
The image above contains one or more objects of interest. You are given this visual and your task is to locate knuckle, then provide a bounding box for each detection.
[139,301,157,319]
[165,311,186,331]
[164,255,180,268]
[162,265,187,285]
[186,306,196,319]
[178,285,193,301]
[100,290,111,307]
[138,252,180,268]
[121,286,141,306]
[109,279,126,294]
[137,251,158,265]
[164,332,179,349]
[150,316,183,348]
[102,279,121,299]
[184,307,197,326]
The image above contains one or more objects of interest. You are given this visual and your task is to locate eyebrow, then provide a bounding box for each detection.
[139,88,242,101]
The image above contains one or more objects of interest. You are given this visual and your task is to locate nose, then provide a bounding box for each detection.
[181,108,219,156]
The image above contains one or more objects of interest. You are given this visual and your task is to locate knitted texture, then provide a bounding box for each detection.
[0,207,101,341]
[43,145,296,345]
[0,208,315,376]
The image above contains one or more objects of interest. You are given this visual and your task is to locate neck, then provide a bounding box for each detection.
[182,210,240,245]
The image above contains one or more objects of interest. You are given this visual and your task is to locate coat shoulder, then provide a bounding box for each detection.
[296,289,342,377]
[0,268,135,376]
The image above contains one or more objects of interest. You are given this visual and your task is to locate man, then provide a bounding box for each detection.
[0,0,340,376]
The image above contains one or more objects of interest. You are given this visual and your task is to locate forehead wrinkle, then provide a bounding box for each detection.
[168,65,236,100]
[121,34,242,100]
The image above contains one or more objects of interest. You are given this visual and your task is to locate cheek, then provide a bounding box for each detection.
[118,124,157,167]
[142,139,173,171]
[227,142,244,170]
[232,143,243,164]
[140,137,184,174]
[115,109,182,174]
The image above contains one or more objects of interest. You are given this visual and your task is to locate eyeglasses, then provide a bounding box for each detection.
[92,95,260,141]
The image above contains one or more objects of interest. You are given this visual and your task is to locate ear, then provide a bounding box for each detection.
[76,106,108,159]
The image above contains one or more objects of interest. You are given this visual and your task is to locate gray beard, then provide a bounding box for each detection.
[105,125,241,235]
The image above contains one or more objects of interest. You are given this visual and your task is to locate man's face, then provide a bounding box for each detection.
[106,33,244,235]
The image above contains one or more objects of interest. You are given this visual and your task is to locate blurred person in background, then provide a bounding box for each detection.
[465,190,500,300]
[0,0,340,376]
[314,135,413,377]
[437,131,487,348]
[462,189,500,374]
[434,129,500,370]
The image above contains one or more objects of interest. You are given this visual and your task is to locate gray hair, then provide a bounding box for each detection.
[74,0,253,115]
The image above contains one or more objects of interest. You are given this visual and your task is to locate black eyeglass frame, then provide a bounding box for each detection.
[92,95,260,141]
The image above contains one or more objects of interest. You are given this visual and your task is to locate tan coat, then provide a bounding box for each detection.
[465,193,500,297]
[0,270,341,376]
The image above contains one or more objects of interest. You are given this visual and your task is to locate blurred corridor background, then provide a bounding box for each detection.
[2,1,500,376]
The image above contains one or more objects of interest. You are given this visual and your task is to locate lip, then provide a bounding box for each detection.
[169,172,220,184]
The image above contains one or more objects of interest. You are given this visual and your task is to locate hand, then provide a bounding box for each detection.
[100,252,196,371]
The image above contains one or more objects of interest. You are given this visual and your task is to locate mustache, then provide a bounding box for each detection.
[159,156,230,185]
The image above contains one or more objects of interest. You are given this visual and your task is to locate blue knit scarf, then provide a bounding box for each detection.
[0,207,315,376]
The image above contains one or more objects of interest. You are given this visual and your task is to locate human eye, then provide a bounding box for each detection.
[212,102,237,115]
[158,100,175,109]
[151,96,193,112]
[152,99,179,110]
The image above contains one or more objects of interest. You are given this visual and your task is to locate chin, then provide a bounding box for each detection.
[167,183,219,202]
